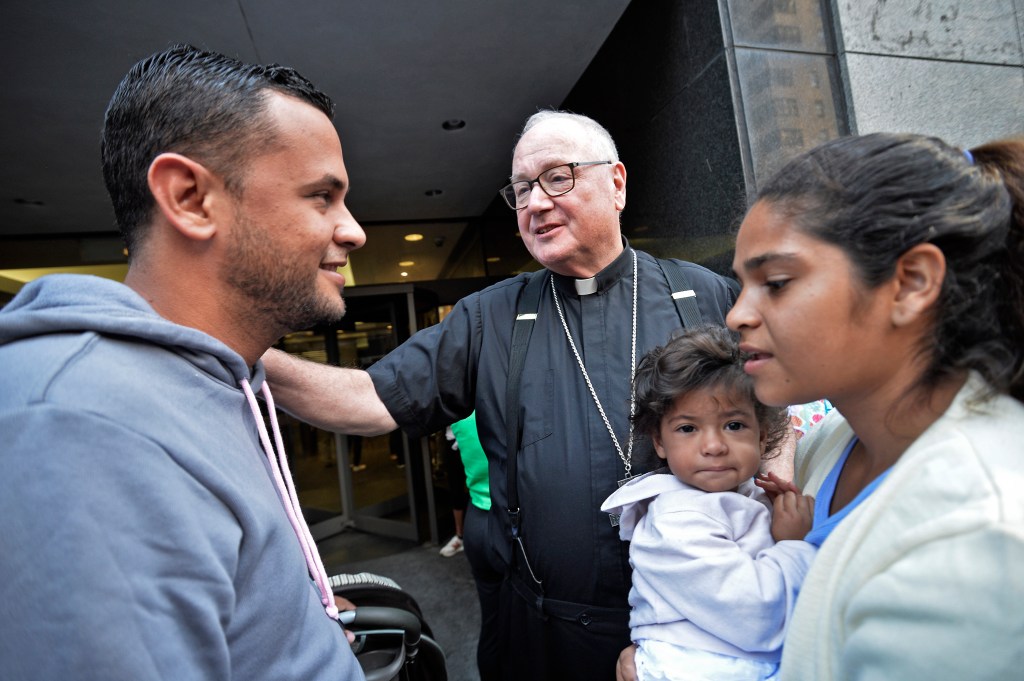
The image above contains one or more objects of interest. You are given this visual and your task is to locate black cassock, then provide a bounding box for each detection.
[370,243,735,680]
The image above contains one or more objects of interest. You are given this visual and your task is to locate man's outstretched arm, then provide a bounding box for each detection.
[261,348,398,436]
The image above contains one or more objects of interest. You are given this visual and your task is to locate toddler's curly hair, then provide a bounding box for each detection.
[632,325,790,461]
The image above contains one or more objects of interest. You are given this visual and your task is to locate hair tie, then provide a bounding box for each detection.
[963,148,975,165]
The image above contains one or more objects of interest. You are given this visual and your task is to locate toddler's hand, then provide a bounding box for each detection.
[755,470,801,502]
[771,490,814,541]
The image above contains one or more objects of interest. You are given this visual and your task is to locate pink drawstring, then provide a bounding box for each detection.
[240,379,339,621]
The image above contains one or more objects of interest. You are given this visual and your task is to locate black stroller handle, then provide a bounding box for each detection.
[340,606,424,681]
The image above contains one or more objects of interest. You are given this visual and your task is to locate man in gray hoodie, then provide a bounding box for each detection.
[0,45,366,679]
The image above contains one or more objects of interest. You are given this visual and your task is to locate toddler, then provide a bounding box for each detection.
[602,325,815,680]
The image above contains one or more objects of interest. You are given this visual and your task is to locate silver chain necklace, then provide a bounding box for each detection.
[551,249,638,484]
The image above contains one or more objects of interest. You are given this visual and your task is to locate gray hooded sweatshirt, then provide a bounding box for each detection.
[0,275,363,680]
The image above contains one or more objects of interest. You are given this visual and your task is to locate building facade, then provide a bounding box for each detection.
[496,0,1023,277]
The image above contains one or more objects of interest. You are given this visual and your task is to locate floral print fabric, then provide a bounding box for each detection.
[789,400,833,439]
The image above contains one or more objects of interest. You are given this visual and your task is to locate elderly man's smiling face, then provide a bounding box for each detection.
[511,119,626,278]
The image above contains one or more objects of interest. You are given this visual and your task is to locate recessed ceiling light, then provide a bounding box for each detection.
[404,233,424,242]
[442,119,466,131]
[399,260,415,267]
[400,271,409,277]
[425,189,443,197]
[486,256,501,263]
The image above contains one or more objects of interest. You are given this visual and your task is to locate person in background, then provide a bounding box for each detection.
[440,423,468,558]
[439,413,483,558]
[602,325,814,681]
[261,110,738,680]
[442,412,502,681]
[0,45,366,680]
[349,434,366,472]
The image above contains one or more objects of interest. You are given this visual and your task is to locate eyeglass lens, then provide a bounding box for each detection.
[505,164,575,209]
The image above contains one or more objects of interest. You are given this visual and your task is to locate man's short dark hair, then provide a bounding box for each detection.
[100,44,334,255]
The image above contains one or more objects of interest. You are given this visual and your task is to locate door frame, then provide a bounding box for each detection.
[306,283,440,546]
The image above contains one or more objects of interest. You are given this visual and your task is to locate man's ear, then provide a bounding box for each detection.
[612,162,626,212]
[147,153,221,242]
[892,243,946,327]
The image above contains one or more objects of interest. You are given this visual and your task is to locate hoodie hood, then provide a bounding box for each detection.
[0,274,257,388]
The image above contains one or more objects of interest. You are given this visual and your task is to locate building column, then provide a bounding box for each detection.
[832,0,1024,147]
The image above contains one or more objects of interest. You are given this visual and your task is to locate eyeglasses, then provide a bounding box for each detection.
[498,160,612,211]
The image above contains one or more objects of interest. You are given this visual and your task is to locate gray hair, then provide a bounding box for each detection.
[517,110,619,162]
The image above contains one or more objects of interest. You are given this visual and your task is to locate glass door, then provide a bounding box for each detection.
[275,284,440,544]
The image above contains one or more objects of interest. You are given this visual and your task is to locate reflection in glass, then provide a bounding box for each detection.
[728,0,829,52]
[277,329,345,523]
[274,289,438,541]
[736,48,846,184]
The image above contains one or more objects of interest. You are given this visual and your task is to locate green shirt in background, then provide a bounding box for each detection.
[450,412,490,511]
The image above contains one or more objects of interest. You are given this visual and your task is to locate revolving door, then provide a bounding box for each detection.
[274,283,441,544]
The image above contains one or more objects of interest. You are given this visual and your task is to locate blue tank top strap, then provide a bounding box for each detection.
[804,437,891,547]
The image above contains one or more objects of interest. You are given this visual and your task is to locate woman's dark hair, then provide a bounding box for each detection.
[100,44,335,258]
[756,133,1024,402]
[631,325,790,462]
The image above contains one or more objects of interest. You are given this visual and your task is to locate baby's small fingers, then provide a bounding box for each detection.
[767,471,802,495]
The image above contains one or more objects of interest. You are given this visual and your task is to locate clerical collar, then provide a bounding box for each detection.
[575,277,598,295]
[552,239,634,298]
